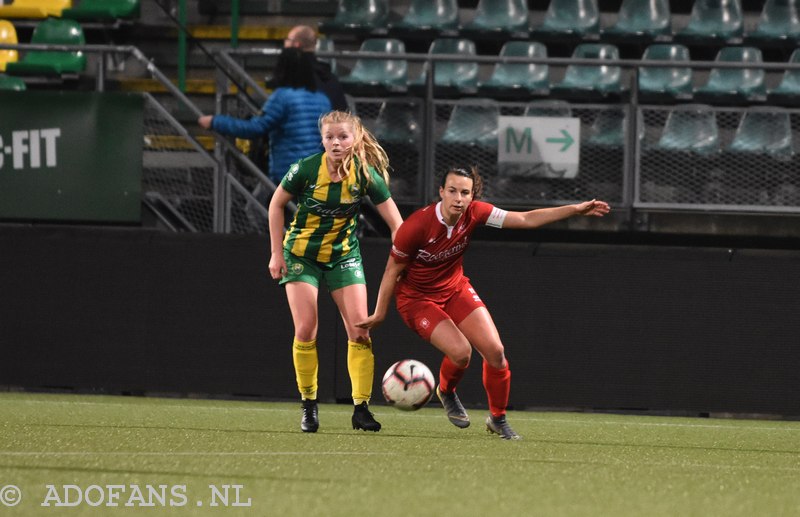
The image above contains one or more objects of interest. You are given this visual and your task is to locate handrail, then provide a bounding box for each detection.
[223,46,800,71]
[4,42,798,74]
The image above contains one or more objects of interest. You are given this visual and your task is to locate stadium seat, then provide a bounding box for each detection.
[523,99,571,117]
[0,0,71,18]
[0,73,26,90]
[0,20,19,72]
[315,37,337,74]
[675,0,744,44]
[727,107,794,159]
[319,0,390,34]
[390,0,459,34]
[440,101,499,147]
[411,38,479,97]
[638,44,693,103]
[603,0,672,41]
[748,0,800,45]
[61,0,140,20]
[693,46,766,105]
[767,48,800,106]
[477,41,548,100]
[436,100,500,181]
[5,18,86,75]
[585,109,627,148]
[532,0,600,40]
[372,101,421,145]
[460,0,529,38]
[655,104,719,155]
[340,38,407,95]
[550,43,624,101]
[371,100,422,198]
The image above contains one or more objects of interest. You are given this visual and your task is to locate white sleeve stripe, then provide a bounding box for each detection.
[485,207,508,228]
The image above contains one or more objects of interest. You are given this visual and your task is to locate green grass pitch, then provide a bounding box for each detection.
[1,392,799,516]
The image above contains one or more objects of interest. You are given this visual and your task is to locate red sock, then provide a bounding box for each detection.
[439,356,468,393]
[483,361,511,417]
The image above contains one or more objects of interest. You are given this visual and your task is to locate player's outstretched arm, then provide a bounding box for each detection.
[502,199,610,230]
[356,256,407,330]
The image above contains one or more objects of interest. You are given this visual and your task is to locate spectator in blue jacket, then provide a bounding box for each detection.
[198,47,332,184]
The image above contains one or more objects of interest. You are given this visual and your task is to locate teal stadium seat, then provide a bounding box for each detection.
[727,108,794,159]
[371,101,422,198]
[693,46,766,105]
[478,41,548,99]
[0,20,19,73]
[315,38,337,74]
[440,101,499,148]
[655,104,719,155]
[524,99,571,117]
[603,0,671,41]
[0,0,70,18]
[340,38,407,95]
[319,0,389,35]
[460,0,529,37]
[391,0,458,35]
[676,0,743,44]
[748,0,800,45]
[641,105,719,204]
[586,109,627,148]
[411,38,479,97]
[532,0,600,40]
[61,0,140,20]
[767,49,800,106]
[5,18,86,76]
[550,43,623,100]
[437,100,500,181]
[638,44,693,103]
[373,101,421,144]
[0,73,26,90]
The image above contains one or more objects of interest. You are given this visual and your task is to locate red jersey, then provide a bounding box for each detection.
[391,200,507,303]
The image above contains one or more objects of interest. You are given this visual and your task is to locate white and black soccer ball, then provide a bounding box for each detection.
[381,359,435,411]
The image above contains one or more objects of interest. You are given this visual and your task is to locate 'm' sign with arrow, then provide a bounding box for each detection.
[498,116,581,179]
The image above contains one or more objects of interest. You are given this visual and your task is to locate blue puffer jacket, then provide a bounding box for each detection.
[211,87,332,183]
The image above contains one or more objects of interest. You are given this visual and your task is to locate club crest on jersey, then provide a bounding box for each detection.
[349,183,361,197]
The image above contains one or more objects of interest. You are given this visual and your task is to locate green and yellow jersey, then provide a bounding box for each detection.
[280,152,391,264]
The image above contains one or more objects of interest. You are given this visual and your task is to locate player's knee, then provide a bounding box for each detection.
[485,348,506,369]
[450,349,471,368]
[294,323,318,342]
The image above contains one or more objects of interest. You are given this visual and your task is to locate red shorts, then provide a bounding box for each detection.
[395,279,486,340]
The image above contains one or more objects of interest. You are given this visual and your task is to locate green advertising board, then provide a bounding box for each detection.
[0,91,143,223]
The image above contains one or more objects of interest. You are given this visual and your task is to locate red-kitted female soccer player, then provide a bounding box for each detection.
[358,166,610,439]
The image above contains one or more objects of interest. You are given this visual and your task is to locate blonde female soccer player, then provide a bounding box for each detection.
[269,111,403,433]
[358,166,609,439]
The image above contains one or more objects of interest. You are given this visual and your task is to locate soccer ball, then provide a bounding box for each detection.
[381,359,435,411]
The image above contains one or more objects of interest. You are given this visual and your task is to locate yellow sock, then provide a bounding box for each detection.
[348,339,374,405]
[292,338,318,400]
